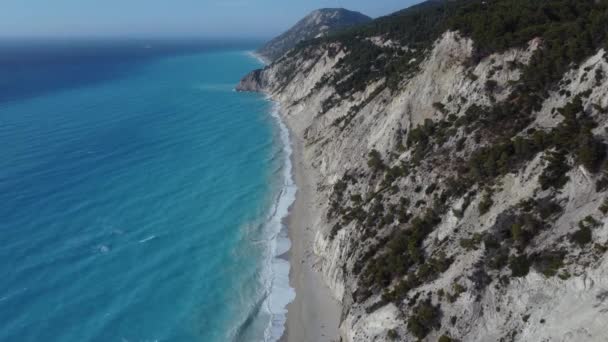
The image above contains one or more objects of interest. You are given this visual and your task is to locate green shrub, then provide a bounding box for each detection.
[460,233,483,251]
[509,254,531,277]
[581,216,600,229]
[571,226,593,246]
[558,270,572,280]
[387,329,399,340]
[538,199,562,219]
[362,209,441,289]
[350,194,363,204]
[594,243,608,254]
[596,68,605,85]
[433,102,447,114]
[487,248,509,270]
[447,283,466,303]
[485,79,498,92]
[568,216,600,246]
[577,130,606,172]
[539,150,570,190]
[438,335,453,342]
[368,149,385,172]
[597,176,608,192]
[532,251,565,278]
[455,136,466,151]
[479,191,494,215]
[510,223,524,244]
[483,234,500,250]
[416,251,453,282]
[407,299,441,339]
[600,198,608,214]
[329,223,342,240]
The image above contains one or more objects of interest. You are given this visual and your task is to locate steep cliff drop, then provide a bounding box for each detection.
[240,1,608,341]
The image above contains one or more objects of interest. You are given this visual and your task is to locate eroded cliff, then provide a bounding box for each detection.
[238,1,608,341]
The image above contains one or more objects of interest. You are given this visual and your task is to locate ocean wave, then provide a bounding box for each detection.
[138,235,157,244]
[0,287,28,303]
[229,100,296,341]
[229,99,297,342]
[260,101,297,342]
[194,83,235,92]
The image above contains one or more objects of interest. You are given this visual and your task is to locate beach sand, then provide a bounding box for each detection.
[280,134,342,342]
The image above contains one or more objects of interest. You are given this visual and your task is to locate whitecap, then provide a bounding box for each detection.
[0,287,28,302]
[139,235,156,244]
[259,100,297,342]
[195,83,234,92]
[98,245,110,254]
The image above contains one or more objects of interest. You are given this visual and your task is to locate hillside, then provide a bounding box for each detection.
[255,8,371,62]
[239,0,608,341]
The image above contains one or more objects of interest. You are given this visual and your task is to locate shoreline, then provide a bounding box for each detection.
[247,50,272,67]
[264,103,297,341]
[279,123,341,342]
[244,52,341,341]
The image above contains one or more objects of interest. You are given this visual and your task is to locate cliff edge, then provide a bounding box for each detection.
[240,1,608,341]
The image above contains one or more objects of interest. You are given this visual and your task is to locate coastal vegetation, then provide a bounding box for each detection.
[243,0,608,340]
[310,0,608,339]
[292,0,608,110]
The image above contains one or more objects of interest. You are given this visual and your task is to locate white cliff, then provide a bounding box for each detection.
[237,29,608,342]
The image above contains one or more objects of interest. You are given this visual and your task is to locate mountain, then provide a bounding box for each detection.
[255,8,371,62]
[239,0,608,341]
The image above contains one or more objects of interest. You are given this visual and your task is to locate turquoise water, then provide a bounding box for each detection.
[0,42,293,341]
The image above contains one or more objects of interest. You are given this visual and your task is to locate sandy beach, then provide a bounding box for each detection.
[280,133,342,342]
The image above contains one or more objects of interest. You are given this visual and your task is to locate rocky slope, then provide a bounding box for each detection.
[239,1,608,341]
[255,8,371,62]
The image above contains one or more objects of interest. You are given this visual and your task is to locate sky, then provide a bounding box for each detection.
[0,0,424,39]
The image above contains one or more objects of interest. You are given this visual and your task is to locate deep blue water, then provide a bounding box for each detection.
[0,40,293,341]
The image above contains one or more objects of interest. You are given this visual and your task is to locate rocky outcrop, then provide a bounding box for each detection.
[235,69,267,92]
[255,8,371,62]
[238,24,608,342]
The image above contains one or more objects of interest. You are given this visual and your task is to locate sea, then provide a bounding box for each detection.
[0,39,296,342]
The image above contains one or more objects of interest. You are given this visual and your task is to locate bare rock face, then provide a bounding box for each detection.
[235,69,266,92]
[256,8,371,62]
[238,18,608,342]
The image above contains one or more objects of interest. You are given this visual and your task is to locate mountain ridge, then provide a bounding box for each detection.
[255,8,371,62]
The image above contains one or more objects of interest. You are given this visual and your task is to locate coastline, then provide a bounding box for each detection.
[247,51,272,67]
[263,103,297,341]
[279,123,341,342]
[243,52,341,342]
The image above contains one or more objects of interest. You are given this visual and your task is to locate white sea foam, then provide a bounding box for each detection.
[139,235,156,243]
[195,83,235,92]
[98,245,110,254]
[259,100,297,342]
[235,51,294,342]
[0,287,27,302]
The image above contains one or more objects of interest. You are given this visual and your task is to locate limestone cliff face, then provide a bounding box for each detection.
[235,69,266,92]
[238,31,608,342]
